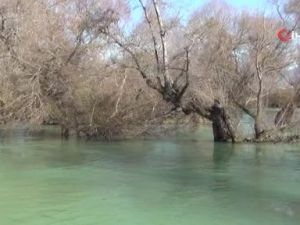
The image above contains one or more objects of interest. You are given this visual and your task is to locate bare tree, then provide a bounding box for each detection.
[102,0,236,142]
[185,2,295,141]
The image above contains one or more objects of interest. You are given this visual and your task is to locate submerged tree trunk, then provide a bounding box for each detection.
[181,98,236,142]
[61,124,69,138]
[210,101,236,142]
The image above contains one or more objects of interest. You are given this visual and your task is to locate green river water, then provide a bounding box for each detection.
[0,127,300,225]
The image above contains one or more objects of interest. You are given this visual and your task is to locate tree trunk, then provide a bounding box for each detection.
[61,124,69,138]
[254,117,264,139]
[210,102,236,142]
[254,69,264,140]
[182,99,236,142]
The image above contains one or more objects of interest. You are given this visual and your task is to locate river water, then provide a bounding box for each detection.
[0,127,299,225]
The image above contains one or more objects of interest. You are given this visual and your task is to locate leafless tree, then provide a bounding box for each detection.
[102,0,236,142]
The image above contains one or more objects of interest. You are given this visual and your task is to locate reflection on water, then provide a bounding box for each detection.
[0,128,300,225]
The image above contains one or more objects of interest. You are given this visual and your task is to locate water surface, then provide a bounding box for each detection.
[0,128,300,225]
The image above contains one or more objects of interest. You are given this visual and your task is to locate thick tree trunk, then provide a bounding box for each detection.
[181,99,236,142]
[210,103,236,142]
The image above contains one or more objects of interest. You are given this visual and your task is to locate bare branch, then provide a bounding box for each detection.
[138,0,160,74]
[151,0,172,85]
